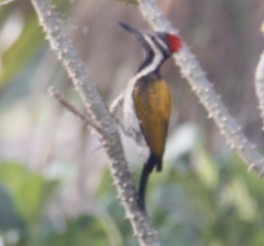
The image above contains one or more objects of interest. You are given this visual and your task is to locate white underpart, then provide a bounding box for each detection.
[123,76,144,145]
[122,34,164,146]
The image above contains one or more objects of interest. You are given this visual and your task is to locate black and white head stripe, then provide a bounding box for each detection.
[152,34,170,55]
[135,34,164,79]
[135,33,170,80]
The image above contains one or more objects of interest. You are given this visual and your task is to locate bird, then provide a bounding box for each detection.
[119,22,182,211]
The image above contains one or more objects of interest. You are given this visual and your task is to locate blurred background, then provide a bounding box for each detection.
[0,0,264,245]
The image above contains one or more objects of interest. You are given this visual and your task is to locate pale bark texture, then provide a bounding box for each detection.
[30,0,161,245]
[255,23,264,128]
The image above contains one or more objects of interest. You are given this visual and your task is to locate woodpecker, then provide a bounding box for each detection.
[120,22,182,211]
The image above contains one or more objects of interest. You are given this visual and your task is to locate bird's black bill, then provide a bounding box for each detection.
[119,22,151,54]
[119,22,140,35]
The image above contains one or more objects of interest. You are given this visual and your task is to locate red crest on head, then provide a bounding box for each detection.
[167,34,182,53]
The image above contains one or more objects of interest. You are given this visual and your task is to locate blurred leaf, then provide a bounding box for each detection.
[0,161,57,224]
[194,144,219,188]
[0,11,44,89]
[42,215,113,246]
[0,185,25,231]
[219,177,257,222]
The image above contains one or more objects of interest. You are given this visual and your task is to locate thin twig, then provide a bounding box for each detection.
[138,0,264,176]
[0,0,17,7]
[48,86,104,134]
[31,0,160,245]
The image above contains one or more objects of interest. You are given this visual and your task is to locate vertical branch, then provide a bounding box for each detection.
[30,0,161,245]
[255,25,264,127]
[137,0,264,176]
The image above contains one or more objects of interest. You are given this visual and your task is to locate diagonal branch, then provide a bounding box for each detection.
[30,0,161,245]
[137,0,264,177]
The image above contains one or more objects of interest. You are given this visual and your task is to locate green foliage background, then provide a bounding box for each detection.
[0,0,264,245]
[1,148,264,245]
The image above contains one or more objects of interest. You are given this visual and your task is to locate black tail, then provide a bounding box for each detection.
[138,153,162,211]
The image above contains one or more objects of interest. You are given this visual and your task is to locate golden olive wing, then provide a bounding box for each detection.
[133,77,171,157]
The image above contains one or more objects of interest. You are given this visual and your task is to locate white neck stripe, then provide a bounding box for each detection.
[153,34,169,52]
[134,34,163,81]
